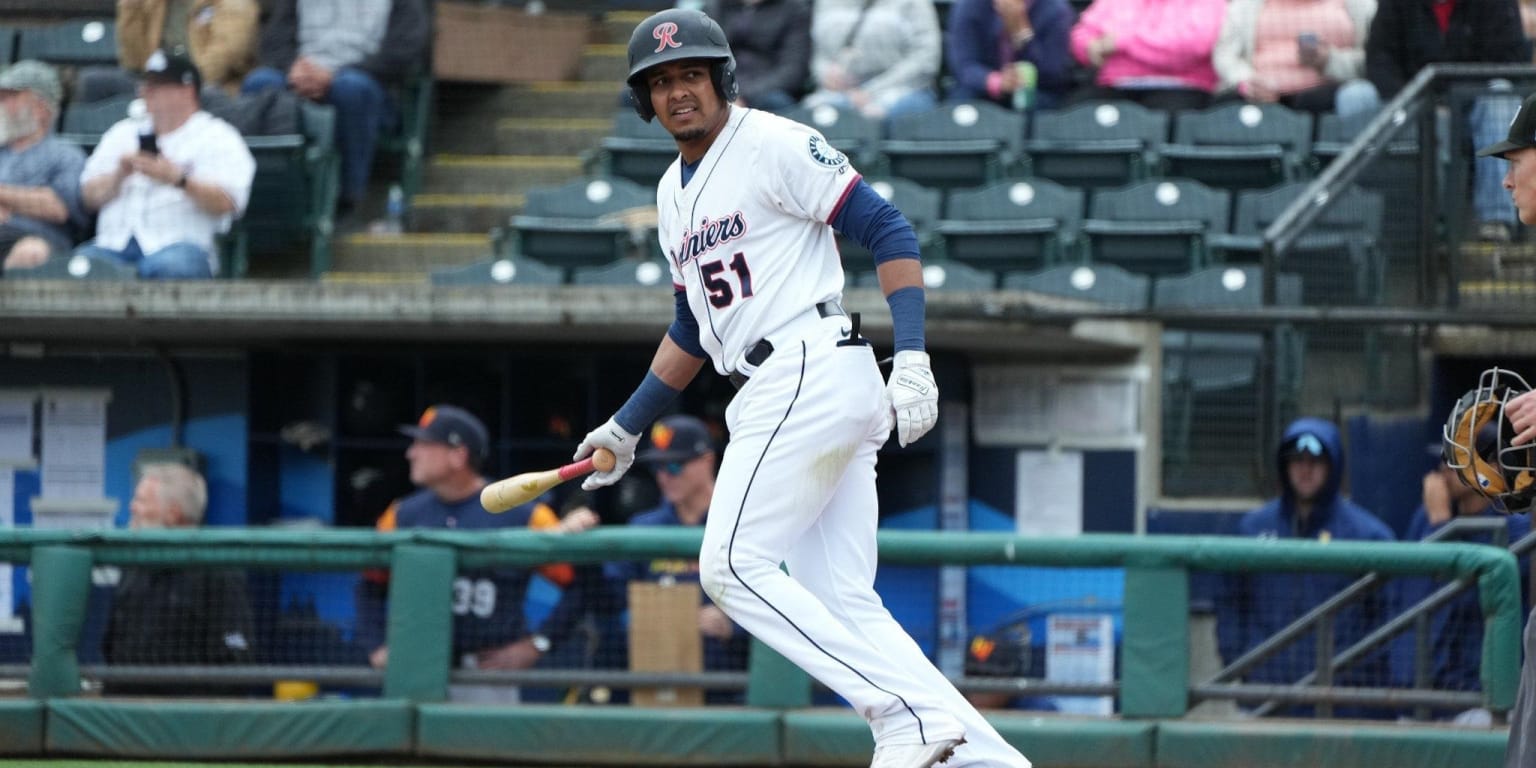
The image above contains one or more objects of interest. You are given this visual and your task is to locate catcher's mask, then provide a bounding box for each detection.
[625,8,738,123]
[1442,367,1536,510]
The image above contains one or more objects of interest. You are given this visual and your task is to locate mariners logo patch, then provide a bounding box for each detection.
[808,135,846,167]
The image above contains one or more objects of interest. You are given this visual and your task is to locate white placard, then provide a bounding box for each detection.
[973,366,1143,448]
[1014,449,1083,537]
[1045,614,1115,716]
[0,393,34,464]
[29,498,118,531]
[40,390,109,500]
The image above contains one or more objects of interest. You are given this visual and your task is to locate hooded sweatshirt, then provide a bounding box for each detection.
[1216,417,1396,709]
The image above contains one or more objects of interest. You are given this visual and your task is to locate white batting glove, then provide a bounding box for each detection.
[574,417,639,490]
[887,350,938,447]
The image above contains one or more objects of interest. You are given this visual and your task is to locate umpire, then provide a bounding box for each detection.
[1475,92,1536,767]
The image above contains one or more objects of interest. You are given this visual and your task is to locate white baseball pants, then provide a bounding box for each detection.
[699,312,1030,767]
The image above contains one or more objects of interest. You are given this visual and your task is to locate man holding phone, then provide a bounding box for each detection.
[76,48,255,278]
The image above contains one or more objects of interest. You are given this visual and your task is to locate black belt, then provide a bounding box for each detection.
[728,301,846,390]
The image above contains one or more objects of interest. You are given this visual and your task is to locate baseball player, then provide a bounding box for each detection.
[571,9,1029,768]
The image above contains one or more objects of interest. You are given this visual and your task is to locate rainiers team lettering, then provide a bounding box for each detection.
[670,210,748,268]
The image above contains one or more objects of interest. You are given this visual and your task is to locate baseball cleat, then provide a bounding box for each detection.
[870,737,965,768]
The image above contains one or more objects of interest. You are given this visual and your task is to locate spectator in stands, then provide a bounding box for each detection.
[604,415,750,703]
[75,49,255,279]
[1213,0,1380,116]
[103,462,255,696]
[946,0,1077,111]
[0,61,88,275]
[1363,0,1530,242]
[1390,447,1531,720]
[118,0,260,93]
[363,405,598,703]
[242,0,430,213]
[1068,0,1227,111]
[707,0,813,112]
[1216,417,1397,716]
[800,0,942,121]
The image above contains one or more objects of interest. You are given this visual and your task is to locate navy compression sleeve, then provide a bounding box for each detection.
[666,286,707,359]
[830,180,921,265]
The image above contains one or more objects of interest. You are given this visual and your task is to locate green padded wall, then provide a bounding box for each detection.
[779,710,1156,767]
[0,701,43,754]
[416,704,781,765]
[1156,720,1509,768]
[46,700,413,758]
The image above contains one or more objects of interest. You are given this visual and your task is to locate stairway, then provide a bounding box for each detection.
[322,10,653,280]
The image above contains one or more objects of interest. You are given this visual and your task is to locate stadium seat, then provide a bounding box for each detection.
[1000,263,1150,309]
[17,20,117,67]
[599,110,678,187]
[570,258,671,287]
[878,101,1024,190]
[1082,178,1229,278]
[509,176,656,273]
[59,94,133,152]
[780,103,883,168]
[1212,182,1384,306]
[1160,103,1313,191]
[921,260,997,291]
[431,257,564,286]
[1312,112,1421,261]
[241,102,340,277]
[0,27,17,66]
[377,70,434,201]
[8,252,135,280]
[837,177,942,280]
[1023,101,1168,189]
[1151,266,1302,308]
[937,177,1084,275]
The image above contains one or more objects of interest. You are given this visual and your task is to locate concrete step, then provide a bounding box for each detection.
[407,193,525,233]
[330,232,493,274]
[436,81,623,123]
[579,43,629,83]
[422,154,585,196]
[498,117,610,156]
[600,11,653,44]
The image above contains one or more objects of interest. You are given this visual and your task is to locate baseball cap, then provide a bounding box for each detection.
[0,60,62,111]
[636,415,714,464]
[1478,92,1536,158]
[142,47,202,91]
[1281,431,1328,459]
[399,405,489,464]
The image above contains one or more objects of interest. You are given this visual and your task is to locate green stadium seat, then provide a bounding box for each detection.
[0,27,17,66]
[570,258,671,287]
[921,260,996,291]
[780,103,883,168]
[241,101,340,277]
[9,252,135,280]
[878,101,1024,190]
[937,177,1084,274]
[59,94,133,152]
[1211,182,1384,306]
[838,176,942,280]
[17,20,117,67]
[509,176,656,273]
[431,257,564,286]
[1160,103,1313,191]
[1001,263,1150,310]
[1083,178,1229,278]
[378,70,433,200]
[1151,265,1302,308]
[599,110,677,187]
[1024,100,1168,189]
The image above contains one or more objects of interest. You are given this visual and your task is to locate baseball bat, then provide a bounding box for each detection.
[481,448,617,514]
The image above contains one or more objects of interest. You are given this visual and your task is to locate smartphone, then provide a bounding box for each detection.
[1297,32,1320,57]
[138,131,158,156]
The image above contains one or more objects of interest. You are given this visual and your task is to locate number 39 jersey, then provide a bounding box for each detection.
[659,107,861,376]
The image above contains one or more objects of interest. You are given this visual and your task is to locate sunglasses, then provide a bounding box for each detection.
[655,460,689,475]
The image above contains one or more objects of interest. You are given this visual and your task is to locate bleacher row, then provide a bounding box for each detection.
[0,18,436,278]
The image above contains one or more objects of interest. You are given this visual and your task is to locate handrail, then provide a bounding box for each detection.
[1260,62,1536,305]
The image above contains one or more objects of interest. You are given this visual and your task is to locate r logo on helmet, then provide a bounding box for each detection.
[653,22,682,53]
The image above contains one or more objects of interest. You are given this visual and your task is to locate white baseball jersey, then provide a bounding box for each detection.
[658,107,857,376]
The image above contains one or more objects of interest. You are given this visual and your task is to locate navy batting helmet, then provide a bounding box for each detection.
[625,8,737,122]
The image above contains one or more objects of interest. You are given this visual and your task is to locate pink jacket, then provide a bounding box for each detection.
[1070,0,1227,92]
